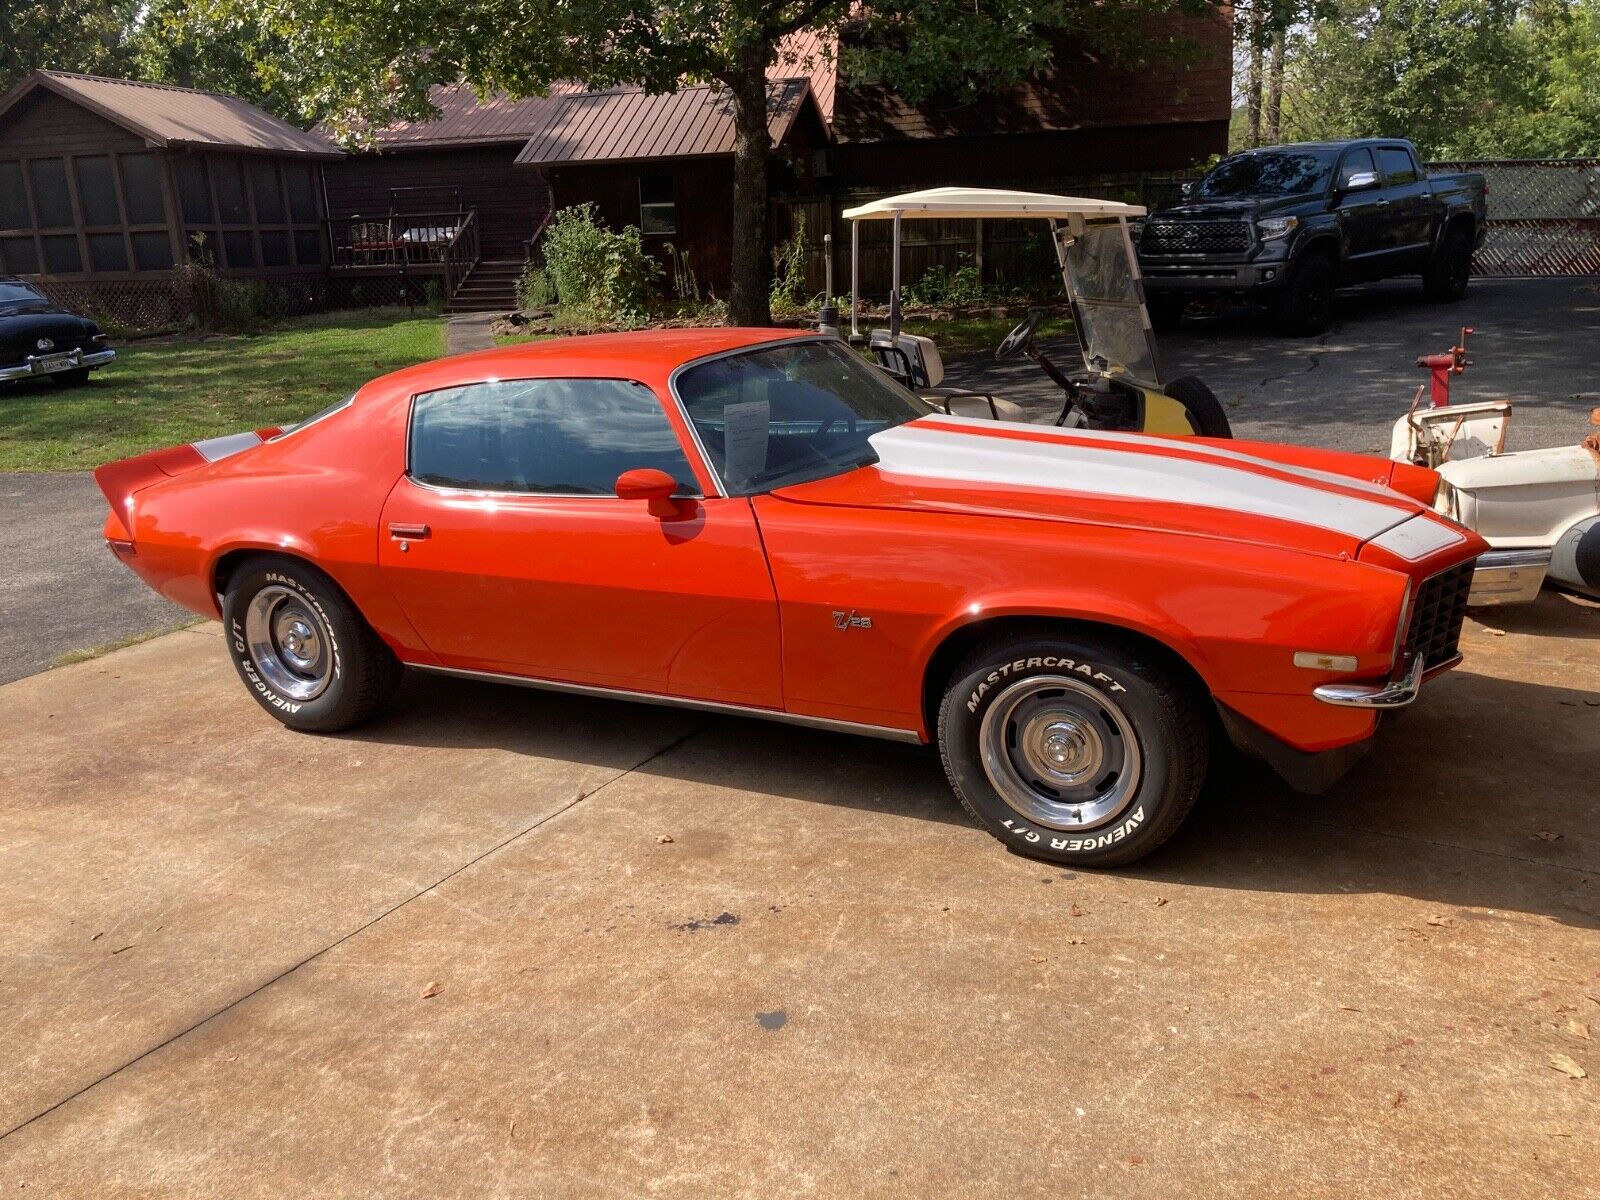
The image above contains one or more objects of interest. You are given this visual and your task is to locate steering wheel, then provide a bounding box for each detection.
[995,310,1045,361]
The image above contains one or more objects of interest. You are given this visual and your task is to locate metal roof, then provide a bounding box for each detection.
[514,79,819,167]
[0,70,343,159]
[843,187,1145,220]
[357,82,585,149]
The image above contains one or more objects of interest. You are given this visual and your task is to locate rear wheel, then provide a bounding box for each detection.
[1272,253,1336,336]
[1161,374,1232,438]
[937,631,1209,866]
[1423,223,1473,303]
[222,555,402,733]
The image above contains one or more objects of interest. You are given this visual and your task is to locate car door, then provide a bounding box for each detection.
[377,374,783,709]
[1376,145,1433,266]
[1334,146,1388,271]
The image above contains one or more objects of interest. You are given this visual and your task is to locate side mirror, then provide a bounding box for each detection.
[1343,170,1380,193]
[615,467,683,518]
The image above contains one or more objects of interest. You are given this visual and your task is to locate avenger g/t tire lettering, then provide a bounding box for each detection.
[938,632,1208,866]
[222,554,402,733]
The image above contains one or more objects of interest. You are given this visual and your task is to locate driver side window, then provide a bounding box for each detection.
[409,377,699,496]
[1338,147,1377,190]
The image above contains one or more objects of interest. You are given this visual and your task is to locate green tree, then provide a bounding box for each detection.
[0,0,139,94]
[186,0,1217,325]
[130,0,304,122]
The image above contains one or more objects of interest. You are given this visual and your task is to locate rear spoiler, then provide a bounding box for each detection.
[93,428,281,540]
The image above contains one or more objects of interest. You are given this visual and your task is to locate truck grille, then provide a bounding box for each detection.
[1141,220,1250,255]
[1404,560,1474,670]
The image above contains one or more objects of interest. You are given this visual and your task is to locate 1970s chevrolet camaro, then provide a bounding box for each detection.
[97,329,1484,865]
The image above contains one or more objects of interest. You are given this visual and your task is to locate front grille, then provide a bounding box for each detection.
[1404,560,1474,670]
[1141,220,1251,255]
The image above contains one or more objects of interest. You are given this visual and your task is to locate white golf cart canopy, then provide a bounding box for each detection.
[844,186,1162,387]
[841,187,1146,222]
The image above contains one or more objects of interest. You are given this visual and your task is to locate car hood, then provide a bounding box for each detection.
[771,415,1451,561]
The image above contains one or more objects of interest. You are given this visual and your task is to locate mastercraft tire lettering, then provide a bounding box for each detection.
[222,555,402,733]
[938,631,1208,867]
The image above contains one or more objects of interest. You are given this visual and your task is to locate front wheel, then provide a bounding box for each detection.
[222,555,402,733]
[1272,254,1336,336]
[938,631,1209,866]
[1161,374,1232,438]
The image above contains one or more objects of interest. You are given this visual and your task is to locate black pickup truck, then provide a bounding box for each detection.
[1136,140,1487,336]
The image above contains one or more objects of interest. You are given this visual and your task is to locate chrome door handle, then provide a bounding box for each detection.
[388,522,430,539]
[1376,199,1390,208]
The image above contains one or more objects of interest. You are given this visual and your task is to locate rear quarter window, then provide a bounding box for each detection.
[1378,147,1418,185]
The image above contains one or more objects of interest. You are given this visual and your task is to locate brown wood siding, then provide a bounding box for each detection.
[832,121,1229,190]
[543,159,736,294]
[324,146,551,260]
[0,89,147,157]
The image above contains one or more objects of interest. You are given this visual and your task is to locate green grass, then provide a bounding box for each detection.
[0,308,446,471]
[52,619,202,667]
[894,314,1074,360]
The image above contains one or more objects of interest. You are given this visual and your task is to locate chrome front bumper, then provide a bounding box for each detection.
[1466,547,1550,606]
[0,347,115,382]
[1313,654,1425,709]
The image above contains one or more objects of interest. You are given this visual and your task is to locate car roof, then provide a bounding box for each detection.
[359,326,815,400]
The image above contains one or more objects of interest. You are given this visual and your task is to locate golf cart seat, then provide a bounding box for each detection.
[868,329,1025,421]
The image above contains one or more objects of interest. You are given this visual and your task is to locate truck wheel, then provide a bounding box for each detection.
[1272,254,1336,336]
[938,631,1209,867]
[1161,375,1232,438]
[1148,296,1186,332]
[1423,224,1473,303]
[222,554,403,733]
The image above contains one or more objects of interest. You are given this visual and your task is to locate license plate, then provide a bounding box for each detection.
[34,353,74,374]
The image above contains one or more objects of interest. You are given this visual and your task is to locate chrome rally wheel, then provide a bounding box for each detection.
[244,584,334,702]
[978,675,1142,831]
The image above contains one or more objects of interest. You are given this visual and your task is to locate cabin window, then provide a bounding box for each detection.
[639,175,676,235]
[1,236,39,274]
[250,161,286,224]
[121,155,168,225]
[284,165,319,224]
[41,234,81,274]
[176,158,213,225]
[293,228,323,266]
[259,230,291,267]
[87,233,128,273]
[223,230,256,268]
[75,157,122,226]
[214,159,251,224]
[132,231,175,272]
[409,378,699,496]
[29,160,73,227]
[0,163,28,229]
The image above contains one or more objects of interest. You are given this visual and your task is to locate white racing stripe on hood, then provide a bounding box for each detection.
[868,420,1411,542]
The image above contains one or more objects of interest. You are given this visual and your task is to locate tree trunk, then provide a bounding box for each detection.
[1265,28,1285,143]
[727,46,773,326]
[1245,7,1264,147]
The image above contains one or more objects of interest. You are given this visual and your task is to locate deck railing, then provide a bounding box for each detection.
[325,208,480,277]
[441,210,481,299]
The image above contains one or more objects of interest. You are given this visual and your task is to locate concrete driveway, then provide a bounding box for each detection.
[2,597,1596,1196]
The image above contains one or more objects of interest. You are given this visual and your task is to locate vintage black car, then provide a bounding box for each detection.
[0,278,116,387]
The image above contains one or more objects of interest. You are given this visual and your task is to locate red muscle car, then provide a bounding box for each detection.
[97,329,1483,865]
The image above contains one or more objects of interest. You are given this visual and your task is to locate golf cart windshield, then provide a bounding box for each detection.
[1058,219,1160,387]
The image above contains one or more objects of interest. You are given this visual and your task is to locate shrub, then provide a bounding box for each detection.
[770,228,811,314]
[423,279,445,314]
[901,256,986,308]
[515,264,556,311]
[540,203,661,327]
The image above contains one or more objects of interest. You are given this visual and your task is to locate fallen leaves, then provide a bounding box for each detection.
[420,982,442,999]
[1068,903,1087,917]
[655,834,674,844]
[1533,830,1564,843]
[1567,1020,1591,1041]
[1549,1053,1587,1080]
[1425,915,1454,928]
[1153,897,1169,908]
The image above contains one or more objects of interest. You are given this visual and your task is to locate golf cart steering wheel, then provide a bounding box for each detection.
[995,310,1046,361]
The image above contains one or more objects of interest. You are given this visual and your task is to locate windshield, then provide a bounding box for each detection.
[674,339,922,495]
[1060,220,1161,386]
[0,281,49,309]
[1193,150,1337,198]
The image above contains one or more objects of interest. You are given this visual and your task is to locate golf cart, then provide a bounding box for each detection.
[1391,329,1600,604]
[841,187,1230,437]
